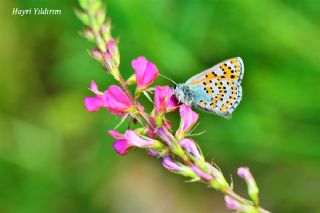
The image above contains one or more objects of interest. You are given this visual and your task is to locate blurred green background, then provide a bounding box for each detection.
[1,0,320,212]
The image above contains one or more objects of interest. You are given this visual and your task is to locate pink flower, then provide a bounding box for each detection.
[84,80,106,112]
[154,86,178,125]
[132,56,159,90]
[104,85,133,116]
[109,130,163,155]
[155,86,173,114]
[179,138,201,159]
[176,105,199,140]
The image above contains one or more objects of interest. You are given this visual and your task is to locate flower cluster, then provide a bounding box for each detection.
[84,56,200,157]
[77,1,270,212]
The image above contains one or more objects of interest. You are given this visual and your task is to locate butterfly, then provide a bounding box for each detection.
[173,57,244,118]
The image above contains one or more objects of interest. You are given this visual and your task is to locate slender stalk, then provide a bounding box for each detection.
[76,1,270,212]
[117,73,135,103]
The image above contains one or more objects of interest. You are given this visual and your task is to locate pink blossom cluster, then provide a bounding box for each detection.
[84,56,199,158]
[83,55,265,213]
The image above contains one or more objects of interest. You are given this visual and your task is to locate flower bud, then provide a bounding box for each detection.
[179,138,201,160]
[238,167,259,205]
[126,74,137,86]
[79,0,89,10]
[91,48,103,62]
[75,9,89,26]
[224,196,249,212]
[191,166,213,182]
[162,156,196,179]
[146,149,161,157]
[82,29,95,42]
[96,10,106,27]
[207,163,229,190]
[101,22,111,42]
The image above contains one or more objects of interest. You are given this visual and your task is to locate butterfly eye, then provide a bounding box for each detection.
[173,85,177,90]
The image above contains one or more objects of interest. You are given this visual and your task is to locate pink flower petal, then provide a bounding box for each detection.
[162,156,182,172]
[132,56,148,84]
[113,139,130,155]
[108,130,124,140]
[140,62,158,86]
[224,196,245,211]
[179,138,201,159]
[103,85,133,115]
[146,149,160,157]
[155,86,173,114]
[167,95,179,111]
[180,105,198,131]
[125,130,154,147]
[191,166,213,181]
[132,56,159,90]
[84,97,104,112]
[107,85,132,106]
[90,80,98,92]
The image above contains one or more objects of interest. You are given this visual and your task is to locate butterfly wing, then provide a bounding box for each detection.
[186,57,244,118]
[186,57,244,85]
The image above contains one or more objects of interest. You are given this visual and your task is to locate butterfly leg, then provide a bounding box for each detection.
[184,96,194,106]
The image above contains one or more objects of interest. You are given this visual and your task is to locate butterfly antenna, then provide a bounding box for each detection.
[159,74,177,85]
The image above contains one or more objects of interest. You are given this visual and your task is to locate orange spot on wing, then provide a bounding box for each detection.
[221,105,227,111]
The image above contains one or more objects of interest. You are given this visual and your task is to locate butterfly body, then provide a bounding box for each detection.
[173,57,244,118]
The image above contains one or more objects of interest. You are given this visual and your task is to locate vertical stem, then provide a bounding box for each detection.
[117,74,135,103]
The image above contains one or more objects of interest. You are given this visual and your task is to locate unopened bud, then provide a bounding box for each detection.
[207,163,229,190]
[75,9,89,26]
[101,22,111,42]
[91,48,102,62]
[126,74,136,85]
[238,167,259,205]
[162,156,196,179]
[224,195,246,212]
[96,10,106,27]
[82,29,95,42]
[79,0,89,10]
